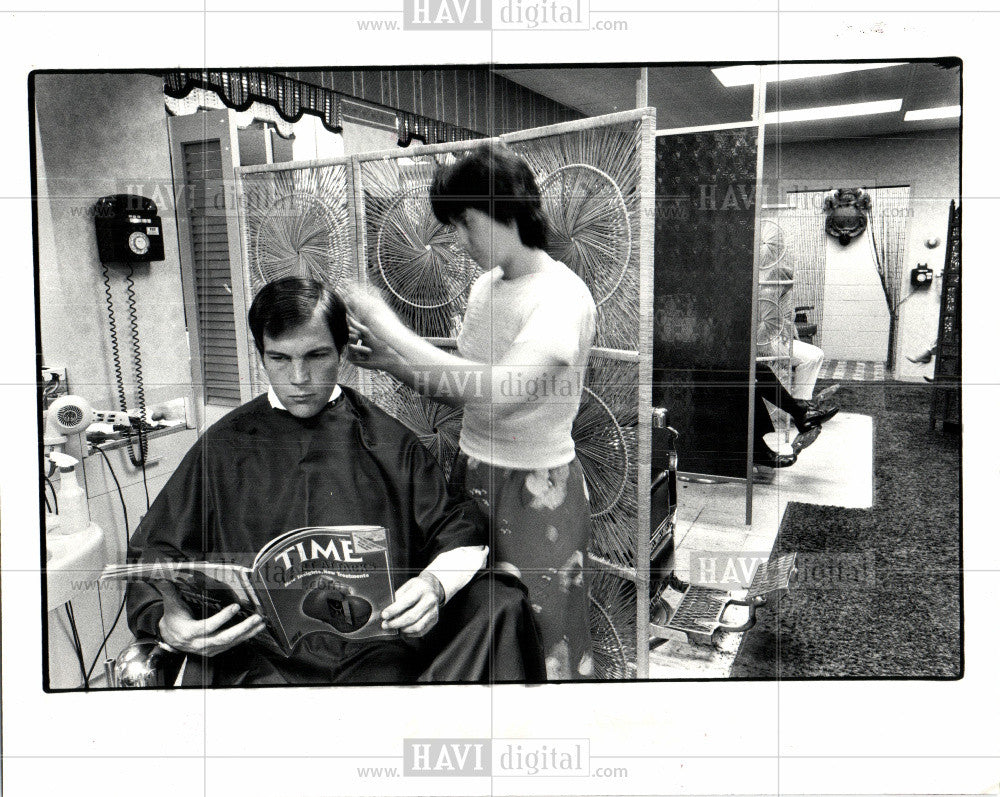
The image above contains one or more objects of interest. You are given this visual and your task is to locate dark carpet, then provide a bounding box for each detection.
[732,380,962,678]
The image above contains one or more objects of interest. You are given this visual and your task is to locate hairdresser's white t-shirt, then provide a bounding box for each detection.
[457,258,597,470]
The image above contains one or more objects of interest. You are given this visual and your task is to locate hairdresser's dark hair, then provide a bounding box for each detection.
[248,277,349,355]
[429,145,549,250]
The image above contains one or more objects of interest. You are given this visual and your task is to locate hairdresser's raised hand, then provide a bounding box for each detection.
[341,282,403,338]
[157,582,266,657]
[346,319,402,374]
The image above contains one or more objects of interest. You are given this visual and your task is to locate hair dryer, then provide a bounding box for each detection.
[44,394,131,446]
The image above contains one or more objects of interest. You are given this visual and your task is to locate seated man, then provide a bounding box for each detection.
[764,265,827,403]
[126,277,545,685]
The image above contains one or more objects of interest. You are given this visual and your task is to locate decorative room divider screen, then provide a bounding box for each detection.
[653,125,761,481]
[235,107,657,679]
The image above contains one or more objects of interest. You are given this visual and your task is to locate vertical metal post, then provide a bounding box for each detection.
[635,108,656,679]
[636,67,649,109]
[745,68,768,525]
[348,156,373,396]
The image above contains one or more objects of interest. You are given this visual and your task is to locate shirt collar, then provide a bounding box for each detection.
[267,384,342,413]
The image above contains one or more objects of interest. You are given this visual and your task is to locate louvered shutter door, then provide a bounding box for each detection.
[181,140,241,406]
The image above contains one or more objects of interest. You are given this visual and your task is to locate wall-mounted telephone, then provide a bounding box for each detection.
[94,194,164,467]
[94,194,165,264]
[910,263,934,288]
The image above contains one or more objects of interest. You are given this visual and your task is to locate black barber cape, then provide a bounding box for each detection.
[126,387,504,685]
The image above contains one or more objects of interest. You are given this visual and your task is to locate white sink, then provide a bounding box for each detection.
[45,519,106,612]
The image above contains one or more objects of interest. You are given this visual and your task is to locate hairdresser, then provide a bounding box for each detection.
[344,145,597,680]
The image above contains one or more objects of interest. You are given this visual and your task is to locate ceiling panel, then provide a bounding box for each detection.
[495,61,960,143]
[648,66,754,128]
[497,66,638,116]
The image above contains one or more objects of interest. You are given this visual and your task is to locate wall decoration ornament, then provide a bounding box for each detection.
[359,151,483,338]
[758,217,786,270]
[573,386,630,520]
[366,372,464,480]
[757,217,794,350]
[823,188,871,245]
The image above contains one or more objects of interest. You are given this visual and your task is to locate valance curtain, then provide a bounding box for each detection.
[164,86,298,137]
[866,186,912,369]
[164,70,344,132]
[163,70,487,147]
[394,110,486,147]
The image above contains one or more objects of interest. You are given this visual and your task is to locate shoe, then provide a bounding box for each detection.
[753,450,797,469]
[791,426,822,454]
[813,384,841,404]
[796,405,839,431]
[907,347,936,364]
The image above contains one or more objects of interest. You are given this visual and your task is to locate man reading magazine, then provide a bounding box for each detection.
[126,277,545,685]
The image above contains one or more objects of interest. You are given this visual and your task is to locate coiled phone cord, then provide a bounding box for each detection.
[123,266,147,467]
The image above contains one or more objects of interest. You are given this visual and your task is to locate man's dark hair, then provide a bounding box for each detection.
[248,277,349,355]
[429,145,549,250]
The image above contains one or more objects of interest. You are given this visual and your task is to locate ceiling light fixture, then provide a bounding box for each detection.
[904,105,961,121]
[765,98,903,124]
[712,62,904,87]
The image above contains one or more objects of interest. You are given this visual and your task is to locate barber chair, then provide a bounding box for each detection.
[648,408,684,626]
[794,305,817,344]
[647,408,798,649]
[107,640,184,688]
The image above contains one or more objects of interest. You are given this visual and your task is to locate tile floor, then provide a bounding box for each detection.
[647,411,874,678]
[818,359,886,382]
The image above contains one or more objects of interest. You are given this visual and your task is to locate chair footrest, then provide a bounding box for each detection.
[747,552,797,604]
[664,586,734,645]
[656,553,798,646]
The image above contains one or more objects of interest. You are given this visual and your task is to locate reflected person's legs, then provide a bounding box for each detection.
[758,367,809,430]
[789,340,824,401]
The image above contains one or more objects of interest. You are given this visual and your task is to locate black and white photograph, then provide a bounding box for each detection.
[2,5,997,797]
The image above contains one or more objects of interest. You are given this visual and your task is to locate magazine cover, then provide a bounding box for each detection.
[250,525,397,650]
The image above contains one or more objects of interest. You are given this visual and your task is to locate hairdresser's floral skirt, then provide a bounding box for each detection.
[451,453,595,680]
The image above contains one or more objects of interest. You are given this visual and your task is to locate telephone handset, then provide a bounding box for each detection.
[94,194,166,467]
